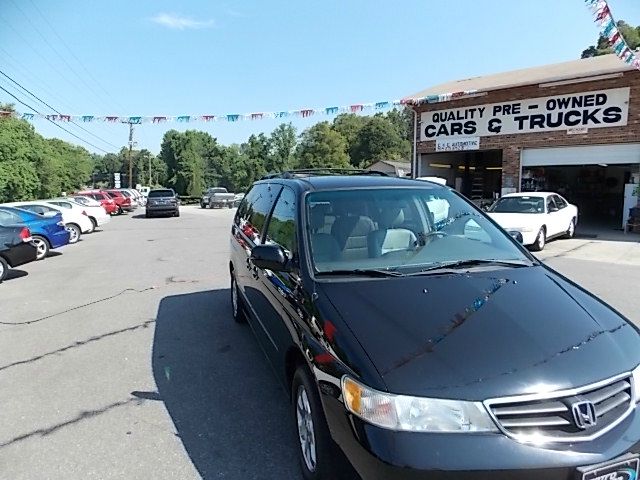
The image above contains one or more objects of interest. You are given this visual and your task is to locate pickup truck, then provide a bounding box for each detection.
[201,187,236,209]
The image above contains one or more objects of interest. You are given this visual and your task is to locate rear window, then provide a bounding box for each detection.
[149,190,174,198]
[120,191,132,197]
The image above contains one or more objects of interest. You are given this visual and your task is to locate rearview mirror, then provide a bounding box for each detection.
[250,244,291,272]
[508,231,524,243]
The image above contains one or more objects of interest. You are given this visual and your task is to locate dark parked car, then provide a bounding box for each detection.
[0,224,37,282]
[145,189,179,218]
[229,170,640,480]
[0,206,69,260]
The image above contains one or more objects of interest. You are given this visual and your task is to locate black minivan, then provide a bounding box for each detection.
[229,170,640,480]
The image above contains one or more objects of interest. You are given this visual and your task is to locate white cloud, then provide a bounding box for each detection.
[150,12,215,30]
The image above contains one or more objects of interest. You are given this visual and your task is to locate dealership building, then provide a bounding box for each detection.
[407,54,640,231]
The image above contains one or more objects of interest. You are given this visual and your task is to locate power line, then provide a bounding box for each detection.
[6,0,115,112]
[24,0,128,113]
[0,46,83,113]
[0,69,120,150]
[0,85,110,154]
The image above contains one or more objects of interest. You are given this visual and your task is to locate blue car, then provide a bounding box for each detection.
[0,206,70,260]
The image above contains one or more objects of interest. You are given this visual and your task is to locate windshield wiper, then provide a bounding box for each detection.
[410,259,533,275]
[316,268,404,278]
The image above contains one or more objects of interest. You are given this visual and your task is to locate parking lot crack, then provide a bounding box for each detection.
[0,287,157,327]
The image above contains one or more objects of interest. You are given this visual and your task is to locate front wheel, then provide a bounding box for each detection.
[32,235,50,260]
[292,367,337,480]
[200,202,206,209]
[66,224,81,244]
[0,256,8,283]
[564,218,576,239]
[530,227,546,251]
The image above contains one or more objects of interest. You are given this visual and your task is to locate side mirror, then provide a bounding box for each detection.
[508,231,524,244]
[548,205,558,213]
[250,244,290,272]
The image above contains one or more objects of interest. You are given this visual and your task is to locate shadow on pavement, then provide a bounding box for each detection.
[153,289,301,480]
[5,269,28,281]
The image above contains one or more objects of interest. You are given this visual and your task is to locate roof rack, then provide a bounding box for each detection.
[260,168,389,180]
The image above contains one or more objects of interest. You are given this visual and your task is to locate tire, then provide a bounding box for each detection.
[86,219,96,234]
[200,202,206,209]
[89,217,98,231]
[564,218,576,239]
[32,235,50,260]
[117,206,123,215]
[230,272,246,323]
[292,366,337,480]
[175,210,180,217]
[531,227,546,251]
[0,256,8,283]
[66,223,81,244]
[145,212,151,218]
[228,203,233,209]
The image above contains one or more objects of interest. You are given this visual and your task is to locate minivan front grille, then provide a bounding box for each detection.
[485,374,635,443]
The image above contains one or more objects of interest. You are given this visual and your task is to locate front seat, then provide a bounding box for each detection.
[330,201,376,261]
[309,204,341,264]
[368,207,417,257]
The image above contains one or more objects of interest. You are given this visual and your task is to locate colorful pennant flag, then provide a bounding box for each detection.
[585,0,640,71]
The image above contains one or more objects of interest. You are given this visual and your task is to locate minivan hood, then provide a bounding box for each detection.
[319,266,640,400]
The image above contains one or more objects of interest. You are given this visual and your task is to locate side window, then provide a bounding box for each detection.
[0,210,22,225]
[547,197,558,212]
[265,187,297,255]
[235,186,258,226]
[237,184,282,243]
[554,195,567,209]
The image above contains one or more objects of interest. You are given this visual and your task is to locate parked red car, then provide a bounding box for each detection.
[105,190,134,214]
[77,190,119,215]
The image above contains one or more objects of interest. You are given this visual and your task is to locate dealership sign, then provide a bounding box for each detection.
[436,136,480,151]
[420,87,629,140]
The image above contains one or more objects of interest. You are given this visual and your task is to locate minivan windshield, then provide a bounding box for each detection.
[148,190,175,198]
[489,196,544,214]
[306,187,530,274]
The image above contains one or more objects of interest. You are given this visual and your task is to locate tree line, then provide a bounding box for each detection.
[581,20,640,58]
[0,105,412,201]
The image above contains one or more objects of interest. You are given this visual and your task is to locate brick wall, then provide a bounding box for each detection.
[411,71,640,189]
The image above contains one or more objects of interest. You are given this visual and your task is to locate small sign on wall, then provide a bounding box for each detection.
[435,136,480,152]
[567,127,589,135]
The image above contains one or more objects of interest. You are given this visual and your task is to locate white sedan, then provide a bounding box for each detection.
[48,198,111,230]
[487,192,578,251]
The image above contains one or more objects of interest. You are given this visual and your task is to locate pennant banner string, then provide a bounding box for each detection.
[585,0,640,70]
[12,90,479,125]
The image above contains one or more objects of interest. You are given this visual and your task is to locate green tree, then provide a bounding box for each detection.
[159,129,218,196]
[351,116,411,167]
[267,123,297,172]
[0,160,40,202]
[296,122,350,169]
[332,114,368,166]
[581,20,640,58]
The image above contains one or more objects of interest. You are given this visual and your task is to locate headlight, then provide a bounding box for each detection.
[632,364,640,402]
[341,376,498,432]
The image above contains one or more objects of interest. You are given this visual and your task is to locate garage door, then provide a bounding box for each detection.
[521,144,640,167]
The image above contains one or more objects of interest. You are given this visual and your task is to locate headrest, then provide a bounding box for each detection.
[378,205,404,228]
[309,204,329,231]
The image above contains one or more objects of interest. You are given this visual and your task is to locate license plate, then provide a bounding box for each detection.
[578,454,639,480]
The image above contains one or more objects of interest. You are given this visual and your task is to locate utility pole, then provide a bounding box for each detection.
[148,154,152,186]
[127,122,134,188]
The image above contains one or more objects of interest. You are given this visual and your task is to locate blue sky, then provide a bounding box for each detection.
[1,0,639,155]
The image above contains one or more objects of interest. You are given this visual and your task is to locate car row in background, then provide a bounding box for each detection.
[0,188,146,283]
[200,187,244,209]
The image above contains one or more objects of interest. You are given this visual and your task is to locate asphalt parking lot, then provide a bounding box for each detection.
[1,206,639,479]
